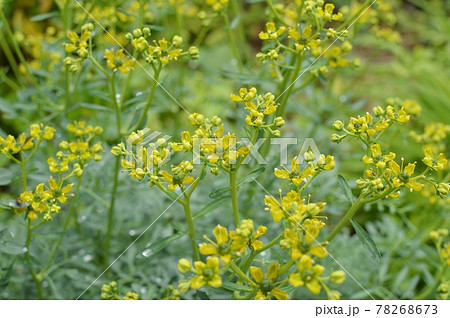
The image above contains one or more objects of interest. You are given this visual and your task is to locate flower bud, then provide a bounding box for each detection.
[210,167,219,176]
[178,280,190,293]
[177,258,192,273]
[271,129,280,137]
[328,290,341,300]
[142,27,151,37]
[73,163,83,177]
[303,151,315,162]
[274,117,285,127]
[356,178,366,188]
[430,231,439,242]
[331,134,343,143]
[373,106,385,116]
[437,183,449,197]
[188,46,199,59]
[332,120,344,131]
[125,32,133,41]
[132,28,142,38]
[172,35,182,46]
[59,141,69,150]
[330,270,346,284]
[211,115,221,126]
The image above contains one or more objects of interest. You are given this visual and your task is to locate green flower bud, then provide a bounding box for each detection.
[188,46,199,59]
[59,141,69,150]
[172,35,183,47]
[177,258,192,273]
[331,134,343,143]
[373,106,385,116]
[303,151,315,162]
[125,33,133,41]
[332,120,344,131]
[437,183,450,197]
[133,28,142,38]
[142,27,151,37]
[274,116,285,127]
[330,270,346,284]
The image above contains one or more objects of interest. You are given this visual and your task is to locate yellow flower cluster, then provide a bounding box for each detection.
[104,49,135,74]
[231,87,284,134]
[19,179,73,221]
[63,23,94,72]
[332,99,449,200]
[101,281,139,300]
[341,0,400,43]
[126,28,199,66]
[0,123,55,158]
[332,99,421,144]
[51,121,104,169]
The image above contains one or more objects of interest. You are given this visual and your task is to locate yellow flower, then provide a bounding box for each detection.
[280,222,327,260]
[264,190,323,223]
[289,255,324,294]
[159,169,195,191]
[288,25,320,51]
[29,123,55,140]
[274,157,315,187]
[200,225,232,264]
[324,47,348,68]
[249,263,289,300]
[48,178,73,204]
[362,143,396,169]
[20,183,51,214]
[388,161,423,192]
[47,157,70,173]
[441,243,450,266]
[190,256,222,289]
[229,219,266,253]
[259,22,286,41]
[317,3,342,21]
[104,49,135,73]
[422,146,447,171]
[386,106,410,123]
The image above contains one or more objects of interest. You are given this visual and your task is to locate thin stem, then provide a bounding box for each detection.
[20,155,43,298]
[222,12,244,73]
[230,262,257,287]
[110,73,122,137]
[182,195,200,261]
[193,26,210,47]
[229,0,249,62]
[40,176,83,276]
[326,194,366,242]
[266,0,290,27]
[275,53,302,117]
[133,65,161,131]
[104,156,120,266]
[229,169,240,226]
[277,259,295,276]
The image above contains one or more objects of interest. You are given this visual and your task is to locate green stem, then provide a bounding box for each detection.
[193,26,210,47]
[275,53,302,117]
[230,0,249,62]
[133,65,161,131]
[326,194,366,242]
[20,155,43,298]
[110,73,122,137]
[222,12,244,73]
[413,265,447,300]
[182,195,200,261]
[266,0,290,27]
[65,65,71,110]
[230,262,257,287]
[0,33,22,83]
[229,169,240,226]
[104,156,121,266]
[40,176,83,276]
[277,259,295,276]
[24,219,43,299]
